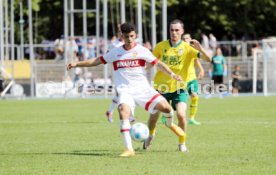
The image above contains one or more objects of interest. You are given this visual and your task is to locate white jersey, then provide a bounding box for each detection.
[100,43,158,93]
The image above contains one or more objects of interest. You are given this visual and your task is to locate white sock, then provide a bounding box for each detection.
[163,110,174,127]
[120,120,133,151]
[108,97,118,113]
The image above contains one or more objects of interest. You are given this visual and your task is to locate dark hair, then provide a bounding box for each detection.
[120,23,136,34]
[170,19,184,29]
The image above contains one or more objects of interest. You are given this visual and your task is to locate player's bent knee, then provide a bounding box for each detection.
[155,100,172,113]
[161,103,172,113]
[163,108,171,114]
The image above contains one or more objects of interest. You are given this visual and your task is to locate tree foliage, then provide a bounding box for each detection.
[11,0,276,43]
[168,0,276,40]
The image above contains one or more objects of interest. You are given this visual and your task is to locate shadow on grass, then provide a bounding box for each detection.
[0,150,116,157]
[52,151,113,157]
[0,149,175,158]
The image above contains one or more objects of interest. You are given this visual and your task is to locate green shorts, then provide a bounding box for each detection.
[160,89,188,110]
[187,79,199,95]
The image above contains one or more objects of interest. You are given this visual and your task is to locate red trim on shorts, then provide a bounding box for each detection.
[113,59,146,71]
[120,129,130,132]
[100,56,107,64]
[145,94,161,111]
[151,58,158,65]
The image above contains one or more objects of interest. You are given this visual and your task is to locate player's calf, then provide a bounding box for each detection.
[163,111,185,137]
[105,111,113,123]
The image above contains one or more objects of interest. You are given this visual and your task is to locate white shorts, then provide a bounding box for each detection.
[117,87,165,114]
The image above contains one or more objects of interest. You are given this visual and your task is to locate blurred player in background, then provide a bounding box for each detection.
[109,24,124,50]
[143,19,211,152]
[182,33,205,125]
[67,22,185,157]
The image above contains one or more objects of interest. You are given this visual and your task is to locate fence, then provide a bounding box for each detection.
[1,39,276,98]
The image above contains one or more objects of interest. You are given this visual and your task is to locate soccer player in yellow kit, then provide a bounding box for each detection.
[183,33,205,125]
[143,19,211,152]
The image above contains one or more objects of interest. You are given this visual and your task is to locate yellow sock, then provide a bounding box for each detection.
[179,132,186,144]
[168,124,186,144]
[169,124,185,137]
[149,128,156,136]
[190,96,199,119]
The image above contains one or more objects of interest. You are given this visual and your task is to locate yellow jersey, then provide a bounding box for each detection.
[187,58,197,83]
[153,40,199,92]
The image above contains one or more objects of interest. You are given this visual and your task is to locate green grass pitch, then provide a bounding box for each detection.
[0,96,275,175]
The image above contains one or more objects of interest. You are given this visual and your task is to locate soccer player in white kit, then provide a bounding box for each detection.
[67,23,185,157]
[105,24,135,123]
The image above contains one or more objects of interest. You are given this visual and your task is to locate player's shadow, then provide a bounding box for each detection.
[0,149,174,157]
[52,152,110,156]
[53,150,115,157]
[0,150,115,157]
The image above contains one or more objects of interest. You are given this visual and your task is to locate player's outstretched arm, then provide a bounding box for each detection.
[67,57,103,70]
[190,39,211,62]
[156,61,182,81]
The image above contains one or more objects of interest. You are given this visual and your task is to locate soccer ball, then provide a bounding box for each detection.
[130,122,149,142]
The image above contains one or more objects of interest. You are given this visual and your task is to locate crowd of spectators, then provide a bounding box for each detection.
[29,33,272,62]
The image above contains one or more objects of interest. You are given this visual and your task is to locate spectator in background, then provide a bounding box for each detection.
[82,39,96,60]
[207,47,227,98]
[54,37,65,61]
[66,37,79,62]
[54,37,78,62]
[55,47,64,61]
[232,65,241,96]
[74,37,83,59]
